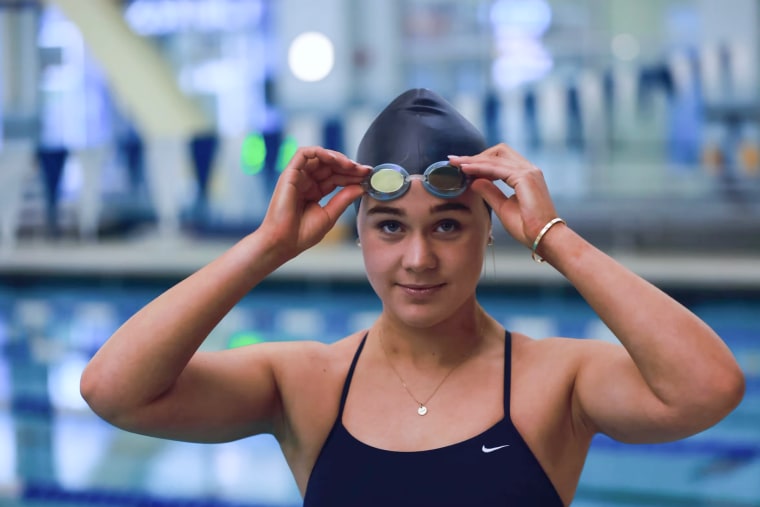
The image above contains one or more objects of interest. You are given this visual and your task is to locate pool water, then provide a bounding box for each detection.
[0,280,758,506]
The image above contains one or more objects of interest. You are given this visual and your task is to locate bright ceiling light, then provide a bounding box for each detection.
[288,31,335,82]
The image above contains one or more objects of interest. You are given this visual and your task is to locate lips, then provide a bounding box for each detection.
[397,283,446,297]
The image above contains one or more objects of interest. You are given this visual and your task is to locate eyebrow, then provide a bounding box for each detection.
[366,202,472,217]
[366,205,405,217]
[431,202,472,214]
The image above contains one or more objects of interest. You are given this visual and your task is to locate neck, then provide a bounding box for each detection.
[372,304,490,366]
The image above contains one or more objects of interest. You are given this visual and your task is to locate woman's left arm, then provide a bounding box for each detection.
[539,224,744,442]
[452,145,745,443]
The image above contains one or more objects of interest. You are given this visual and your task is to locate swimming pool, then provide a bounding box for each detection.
[0,278,758,506]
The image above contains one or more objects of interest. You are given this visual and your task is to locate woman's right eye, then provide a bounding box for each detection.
[378,221,402,234]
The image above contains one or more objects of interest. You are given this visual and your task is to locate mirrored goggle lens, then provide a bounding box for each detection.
[369,168,406,194]
[427,164,465,192]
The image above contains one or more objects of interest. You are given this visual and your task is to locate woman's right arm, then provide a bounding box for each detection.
[80,147,369,443]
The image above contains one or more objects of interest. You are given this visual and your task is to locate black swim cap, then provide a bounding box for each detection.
[354,88,489,212]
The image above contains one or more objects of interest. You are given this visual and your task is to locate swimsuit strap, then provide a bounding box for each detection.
[503,330,513,416]
[338,331,511,418]
[336,332,368,420]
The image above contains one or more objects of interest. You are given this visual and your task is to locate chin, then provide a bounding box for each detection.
[389,304,452,329]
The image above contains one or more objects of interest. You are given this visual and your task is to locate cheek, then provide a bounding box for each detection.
[453,248,486,283]
[453,232,489,279]
[361,245,393,292]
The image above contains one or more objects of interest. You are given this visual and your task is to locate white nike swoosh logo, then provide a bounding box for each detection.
[481,444,510,453]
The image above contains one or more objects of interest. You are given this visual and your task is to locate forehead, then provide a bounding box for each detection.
[359,182,487,219]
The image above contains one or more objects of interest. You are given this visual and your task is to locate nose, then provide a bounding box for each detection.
[401,232,438,272]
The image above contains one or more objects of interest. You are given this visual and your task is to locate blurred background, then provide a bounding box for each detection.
[0,0,758,505]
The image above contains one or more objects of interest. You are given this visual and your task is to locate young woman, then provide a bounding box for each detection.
[81,89,745,506]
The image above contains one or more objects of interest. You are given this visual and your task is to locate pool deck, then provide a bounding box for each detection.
[0,234,758,289]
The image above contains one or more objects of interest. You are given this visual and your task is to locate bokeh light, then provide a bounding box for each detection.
[287,31,335,82]
[227,331,266,349]
[241,133,266,175]
[490,0,554,90]
[276,135,299,172]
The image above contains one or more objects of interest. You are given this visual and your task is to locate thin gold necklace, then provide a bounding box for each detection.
[378,329,478,416]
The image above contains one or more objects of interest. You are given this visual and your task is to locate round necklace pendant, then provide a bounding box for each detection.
[417,405,428,416]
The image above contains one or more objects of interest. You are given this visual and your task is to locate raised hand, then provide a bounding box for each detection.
[260,146,370,259]
[449,143,560,249]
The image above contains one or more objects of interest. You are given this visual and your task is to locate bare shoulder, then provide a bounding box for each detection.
[509,331,624,430]
[267,331,367,391]
[511,331,622,366]
[266,331,367,472]
[509,331,633,438]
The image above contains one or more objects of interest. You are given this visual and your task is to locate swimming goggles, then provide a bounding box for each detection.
[362,161,469,201]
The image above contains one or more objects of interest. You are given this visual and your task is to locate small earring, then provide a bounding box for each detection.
[487,235,494,246]
[356,239,361,248]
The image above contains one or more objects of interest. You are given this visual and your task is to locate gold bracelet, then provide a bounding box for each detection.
[531,217,566,263]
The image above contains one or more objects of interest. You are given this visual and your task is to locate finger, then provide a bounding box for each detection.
[297,145,335,161]
[466,157,547,192]
[308,161,370,182]
[284,168,365,206]
[317,174,369,192]
[460,160,521,185]
[300,161,370,193]
[303,147,365,175]
[293,166,366,200]
[449,145,529,177]
[283,146,339,177]
[283,169,339,205]
[279,147,322,179]
[322,148,362,168]
[481,143,521,158]
[278,147,361,203]
[450,143,519,161]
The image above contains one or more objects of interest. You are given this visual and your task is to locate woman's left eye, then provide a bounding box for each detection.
[436,220,460,233]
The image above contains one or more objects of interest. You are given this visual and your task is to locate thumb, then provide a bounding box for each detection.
[322,185,365,225]
[471,179,524,242]
[471,179,509,211]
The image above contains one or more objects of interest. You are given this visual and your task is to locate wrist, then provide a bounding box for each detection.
[250,221,301,260]
[531,217,567,263]
[235,229,295,275]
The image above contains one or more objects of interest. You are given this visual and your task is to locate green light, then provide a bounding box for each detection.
[276,136,299,173]
[227,331,266,349]
[241,133,266,175]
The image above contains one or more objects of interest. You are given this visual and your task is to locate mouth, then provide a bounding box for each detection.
[397,283,446,297]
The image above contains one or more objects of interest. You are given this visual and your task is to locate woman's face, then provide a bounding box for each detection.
[356,181,491,328]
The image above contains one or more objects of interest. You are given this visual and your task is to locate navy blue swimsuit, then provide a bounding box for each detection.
[303,331,564,506]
